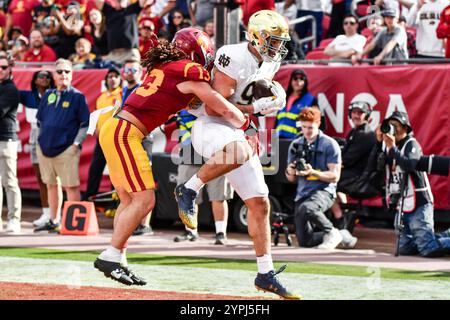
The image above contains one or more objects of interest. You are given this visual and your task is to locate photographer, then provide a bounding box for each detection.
[381,111,450,257]
[285,107,345,249]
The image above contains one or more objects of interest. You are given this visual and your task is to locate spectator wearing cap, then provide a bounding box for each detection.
[352,8,408,65]
[331,101,376,232]
[19,70,55,228]
[275,69,318,139]
[94,0,147,65]
[324,14,367,66]
[3,0,40,39]
[408,0,448,58]
[69,37,97,69]
[380,111,450,257]
[10,34,29,61]
[0,54,22,234]
[22,29,57,63]
[34,58,90,233]
[138,19,158,58]
[83,66,122,201]
[437,3,450,58]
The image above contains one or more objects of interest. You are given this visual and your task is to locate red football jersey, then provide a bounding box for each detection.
[123,59,210,133]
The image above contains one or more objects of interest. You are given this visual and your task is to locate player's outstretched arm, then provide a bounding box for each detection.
[177,80,248,129]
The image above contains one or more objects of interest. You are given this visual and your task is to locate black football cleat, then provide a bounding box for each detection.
[94,258,134,286]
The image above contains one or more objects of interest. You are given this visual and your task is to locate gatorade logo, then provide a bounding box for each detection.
[60,201,99,236]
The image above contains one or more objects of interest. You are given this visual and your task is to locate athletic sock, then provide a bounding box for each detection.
[215,221,227,235]
[185,174,204,193]
[98,246,122,263]
[121,249,128,267]
[256,254,274,274]
[42,207,50,216]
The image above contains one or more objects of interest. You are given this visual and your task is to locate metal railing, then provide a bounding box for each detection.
[282,57,450,65]
[288,15,317,49]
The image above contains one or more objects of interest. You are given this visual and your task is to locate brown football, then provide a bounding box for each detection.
[253,79,274,99]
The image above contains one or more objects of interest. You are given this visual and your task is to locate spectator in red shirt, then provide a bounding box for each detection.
[437,4,450,58]
[242,0,275,27]
[138,19,158,58]
[4,0,40,38]
[23,29,57,62]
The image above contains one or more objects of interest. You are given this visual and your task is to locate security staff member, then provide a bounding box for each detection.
[275,69,317,139]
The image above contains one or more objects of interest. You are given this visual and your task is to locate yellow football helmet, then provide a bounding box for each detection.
[247,10,291,62]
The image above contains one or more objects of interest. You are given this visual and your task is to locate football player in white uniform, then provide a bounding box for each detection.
[175,10,301,299]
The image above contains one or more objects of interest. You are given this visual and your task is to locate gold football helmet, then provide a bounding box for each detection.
[246,10,291,62]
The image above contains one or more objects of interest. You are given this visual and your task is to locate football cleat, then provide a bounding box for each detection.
[174,184,198,230]
[174,230,198,242]
[214,232,227,245]
[122,266,147,286]
[33,220,60,233]
[94,258,134,286]
[254,265,302,300]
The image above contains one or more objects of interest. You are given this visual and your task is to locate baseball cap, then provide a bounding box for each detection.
[140,19,155,31]
[382,8,398,17]
[387,111,412,133]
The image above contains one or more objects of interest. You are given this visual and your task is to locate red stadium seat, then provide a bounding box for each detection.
[318,38,335,49]
[305,50,330,60]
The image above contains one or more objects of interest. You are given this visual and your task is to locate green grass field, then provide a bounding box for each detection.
[1,247,449,282]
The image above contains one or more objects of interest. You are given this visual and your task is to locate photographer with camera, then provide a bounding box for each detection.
[381,111,450,257]
[285,107,345,249]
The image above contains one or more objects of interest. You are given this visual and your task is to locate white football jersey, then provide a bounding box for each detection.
[214,42,280,105]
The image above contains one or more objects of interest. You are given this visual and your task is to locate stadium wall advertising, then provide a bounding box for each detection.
[13,65,450,210]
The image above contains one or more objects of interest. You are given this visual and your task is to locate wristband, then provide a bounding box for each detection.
[239,116,250,131]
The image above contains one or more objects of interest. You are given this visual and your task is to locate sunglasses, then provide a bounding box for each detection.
[293,76,305,81]
[0,65,9,70]
[56,69,71,74]
[344,21,357,26]
[37,72,51,79]
[173,15,183,19]
[123,67,138,74]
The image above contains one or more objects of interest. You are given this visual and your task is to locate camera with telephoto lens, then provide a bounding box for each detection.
[380,119,396,135]
[291,140,312,171]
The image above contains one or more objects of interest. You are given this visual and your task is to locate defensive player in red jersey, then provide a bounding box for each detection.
[94,28,253,285]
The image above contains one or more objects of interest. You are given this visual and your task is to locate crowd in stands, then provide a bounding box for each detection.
[0,0,448,67]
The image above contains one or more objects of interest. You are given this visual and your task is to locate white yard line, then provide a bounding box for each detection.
[0,256,449,299]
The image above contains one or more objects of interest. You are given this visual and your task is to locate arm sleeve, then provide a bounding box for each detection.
[387,139,422,172]
[327,139,342,165]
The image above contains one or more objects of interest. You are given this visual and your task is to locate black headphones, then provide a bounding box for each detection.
[348,101,372,120]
